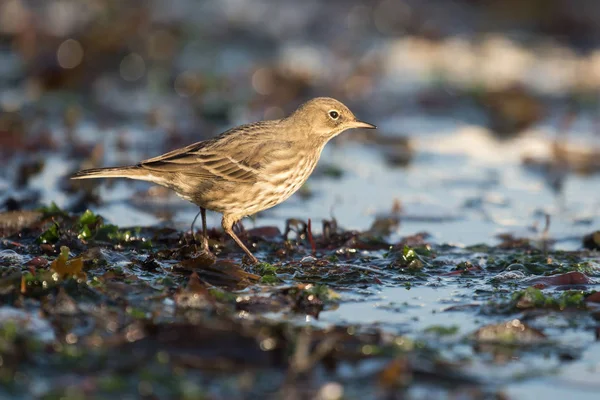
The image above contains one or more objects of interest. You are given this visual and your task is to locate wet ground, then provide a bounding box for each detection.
[3,0,600,399]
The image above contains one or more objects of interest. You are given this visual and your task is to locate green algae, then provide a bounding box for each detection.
[509,287,588,310]
[424,325,460,336]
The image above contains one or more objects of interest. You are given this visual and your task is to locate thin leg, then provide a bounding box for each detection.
[190,210,201,244]
[190,208,210,252]
[200,207,209,252]
[222,215,258,264]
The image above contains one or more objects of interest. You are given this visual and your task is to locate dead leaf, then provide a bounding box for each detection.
[174,272,215,309]
[50,246,86,280]
[175,258,259,289]
[528,271,591,287]
[378,357,411,388]
[177,251,216,269]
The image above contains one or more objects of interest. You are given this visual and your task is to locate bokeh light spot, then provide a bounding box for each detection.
[264,106,284,120]
[56,39,83,69]
[174,71,200,97]
[252,68,274,95]
[120,53,145,82]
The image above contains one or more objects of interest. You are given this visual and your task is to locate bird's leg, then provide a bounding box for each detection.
[189,208,210,253]
[222,215,258,264]
[189,210,201,247]
[200,207,209,252]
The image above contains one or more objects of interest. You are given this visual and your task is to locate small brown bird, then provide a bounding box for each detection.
[72,97,376,263]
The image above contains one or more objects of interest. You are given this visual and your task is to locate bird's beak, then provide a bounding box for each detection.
[352,120,377,129]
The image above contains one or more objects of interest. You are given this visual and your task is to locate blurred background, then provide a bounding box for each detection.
[2,0,600,248]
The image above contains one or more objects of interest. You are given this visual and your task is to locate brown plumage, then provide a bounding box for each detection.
[72,97,376,263]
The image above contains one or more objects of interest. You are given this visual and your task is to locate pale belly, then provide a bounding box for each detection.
[201,154,318,219]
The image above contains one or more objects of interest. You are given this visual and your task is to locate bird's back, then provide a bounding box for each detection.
[133,118,320,219]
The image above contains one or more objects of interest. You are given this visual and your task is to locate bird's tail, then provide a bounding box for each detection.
[71,165,154,181]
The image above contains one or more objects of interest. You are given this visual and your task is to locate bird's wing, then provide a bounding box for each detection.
[139,121,279,183]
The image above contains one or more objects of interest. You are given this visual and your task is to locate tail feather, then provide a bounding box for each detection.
[71,165,153,181]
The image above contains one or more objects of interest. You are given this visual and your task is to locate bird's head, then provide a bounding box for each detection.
[288,97,376,141]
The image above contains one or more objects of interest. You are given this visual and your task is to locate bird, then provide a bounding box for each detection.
[71,97,376,263]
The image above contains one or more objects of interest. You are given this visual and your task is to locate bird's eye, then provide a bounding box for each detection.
[329,110,339,120]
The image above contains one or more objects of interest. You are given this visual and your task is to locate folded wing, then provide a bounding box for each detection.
[138,122,279,184]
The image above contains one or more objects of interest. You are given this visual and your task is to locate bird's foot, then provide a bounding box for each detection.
[187,231,213,257]
[199,235,210,254]
[193,236,216,263]
[243,253,259,265]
